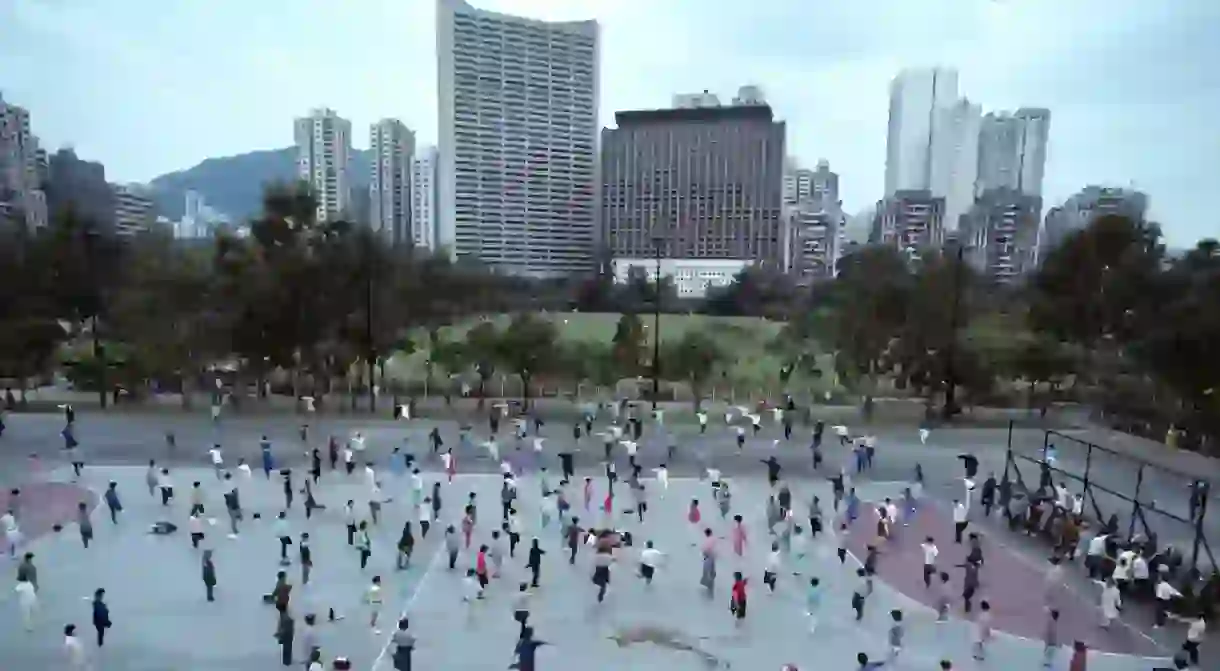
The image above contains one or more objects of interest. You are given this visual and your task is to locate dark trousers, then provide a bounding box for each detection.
[191,532,204,548]
[569,545,578,564]
[530,564,540,587]
[954,522,968,543]
[923,564,935,588]
[108,506,118,524]
[347,524,356,545]
[561,457,574,480]
[360,549,370,569]
[95,624,106,646]
[279,537,290,560]
[1183,640,1199,665]
[205,582,215,601]
[280,639,293,666]
[963,585,977,612]
[448,550,458,569]
[160,487,172,505]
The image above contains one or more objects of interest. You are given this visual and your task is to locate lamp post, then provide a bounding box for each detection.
[651,234,663,410]
[364,232,377,413]
[84,228,107,409]
[941,242,965,421]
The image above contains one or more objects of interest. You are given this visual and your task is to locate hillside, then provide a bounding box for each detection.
[148,147,372,221]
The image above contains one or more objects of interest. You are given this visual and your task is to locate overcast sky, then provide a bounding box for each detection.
[2,0,1217,246]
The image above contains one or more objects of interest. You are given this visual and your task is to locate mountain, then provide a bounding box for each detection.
[148,147,372,221]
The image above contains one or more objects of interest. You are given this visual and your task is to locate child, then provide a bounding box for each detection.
[463,568,482,602]
[973,601,993,660]
[730,572,748,627]
[805,577,823,634]
[887,610,904,663]
[365,576,384,634]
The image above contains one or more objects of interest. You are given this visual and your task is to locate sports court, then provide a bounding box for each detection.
[0,463,1175,670]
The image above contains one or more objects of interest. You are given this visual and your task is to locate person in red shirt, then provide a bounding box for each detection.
[730,572,748,627]
[476,545,490,589]
[1069,640,1087,671]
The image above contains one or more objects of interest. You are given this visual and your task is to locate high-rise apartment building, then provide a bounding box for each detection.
[111,184,154,237]
[369,119,415,245]
[977,108,1051,197]
[0,93,48,231]
[961,188,1041,284]
[294,108,353,223]
[601,104,786,266]
[884,68,978,230]
[1041,186,1148,259]
[436,0,600,276]
[871,190,946,256]
[411,146,439,251]
[45,148,115,232]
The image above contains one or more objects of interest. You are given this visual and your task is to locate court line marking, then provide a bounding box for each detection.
[369,543,445,671]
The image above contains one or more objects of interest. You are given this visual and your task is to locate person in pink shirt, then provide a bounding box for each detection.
[475,545,490,590]
[700,528,718,596]
[583,477,593,511]
[731,515,748,556]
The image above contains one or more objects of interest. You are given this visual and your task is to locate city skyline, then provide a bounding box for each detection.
[2,0,1217,246]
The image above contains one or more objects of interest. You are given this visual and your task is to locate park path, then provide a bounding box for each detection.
[843,498,1163,656]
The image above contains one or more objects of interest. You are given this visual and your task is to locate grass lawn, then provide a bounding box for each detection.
[382,312,836,397]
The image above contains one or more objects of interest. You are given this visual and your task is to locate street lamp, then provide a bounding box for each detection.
[651,233,663,410]
[83,227,107,409]
[364,232,377,413]
[942,242,966,421]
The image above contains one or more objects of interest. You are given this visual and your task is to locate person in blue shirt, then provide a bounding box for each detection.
[91,588,112,647]
[260,437,274,479]
[509,626,548,671]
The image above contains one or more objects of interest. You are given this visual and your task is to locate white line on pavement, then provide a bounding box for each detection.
[370,543,445,671]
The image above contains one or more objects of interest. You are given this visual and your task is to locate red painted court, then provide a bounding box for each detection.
[843,498,1163,656]
[1,481,97,552]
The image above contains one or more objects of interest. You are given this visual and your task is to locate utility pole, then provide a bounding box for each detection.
[941,242,965,421]
[651,234,663,410]
[84,228,107,409]
[365,232,376,413]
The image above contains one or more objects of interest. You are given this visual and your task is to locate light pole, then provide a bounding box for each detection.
[651,234,663,410]
[84,228,107,409]
[941,242,966,421]
[364,232,377,413]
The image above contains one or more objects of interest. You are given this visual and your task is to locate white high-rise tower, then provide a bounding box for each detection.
[411,146,439,251]
[884,68,980,231]
[977,108,1051,197]
[436,0,600,276]
[294,108,352,223]
[369,119,415,245]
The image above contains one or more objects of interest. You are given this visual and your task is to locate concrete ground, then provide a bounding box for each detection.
[0,460,1185,671]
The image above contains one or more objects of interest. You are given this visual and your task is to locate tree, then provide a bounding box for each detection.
[0,226,67,398]
[702,265,797,318]
[610,312,646,377]
[661,330,727,410]
[493,313,559,407]
[107,226,217,406]
[806,246,911,405]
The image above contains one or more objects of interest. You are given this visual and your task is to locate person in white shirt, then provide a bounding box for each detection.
[952,501,969,543]
[2,510,20,557]
[342,446,355,475]
[652,465,669,495]
[364,464,378,493]
[350,432,366,455]
[921,538,939,588]
[15,576,37,631]
[1153,571,1182,628]
[1113,549,1135,594]
[639,541,664,584]
[1099,577,1122,628]
[706,467,722,485]
[208,445,224,479]
[532,436,545,453]
[918,427,930,445]
[63,624,86,669]
[697,411,708,433]
[188,512,206,549]
[1132,550,1150,593]
[834,424,849,445]
[365,576,384,633]
[236,458,252,480]
[1183,614,1205,666]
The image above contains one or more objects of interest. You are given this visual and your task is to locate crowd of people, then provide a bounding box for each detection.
[1,399,1212,670]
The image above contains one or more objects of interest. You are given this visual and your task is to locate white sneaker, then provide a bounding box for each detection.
[227,534,239,539]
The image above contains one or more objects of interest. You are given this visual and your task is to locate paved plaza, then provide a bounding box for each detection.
[0,454,1183,670]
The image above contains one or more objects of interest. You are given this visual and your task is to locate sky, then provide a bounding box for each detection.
[2,0,1218,247]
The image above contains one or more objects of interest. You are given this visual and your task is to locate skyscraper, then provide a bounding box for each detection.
[884,68,978,230]
[976,108,1051,197]
[436,0,599,276]
[369,119,415,245]
[294,108,352,223]
[0,93,48,231]
[411,146,439,251]
[601,104,786,265]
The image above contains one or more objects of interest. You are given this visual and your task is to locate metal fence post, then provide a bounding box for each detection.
[1128,465,1145,540]
[1082,442,1093,501]
[1191,480,1210,575]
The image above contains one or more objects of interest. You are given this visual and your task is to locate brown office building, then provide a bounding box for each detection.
[600,105,786,264]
